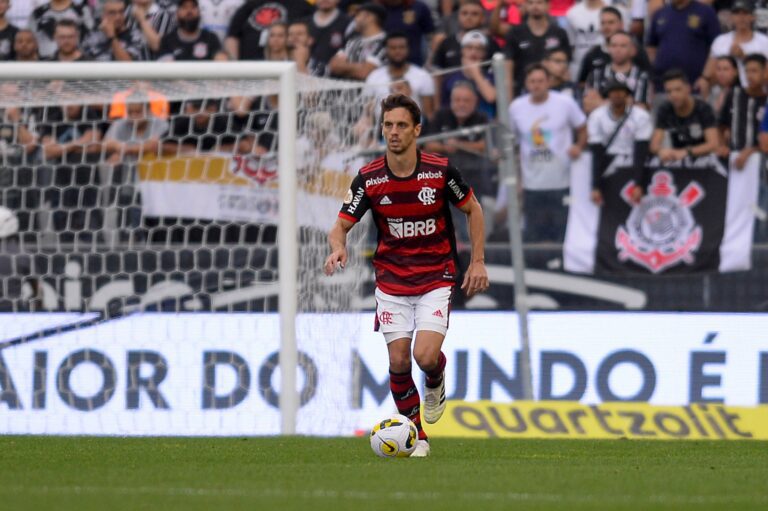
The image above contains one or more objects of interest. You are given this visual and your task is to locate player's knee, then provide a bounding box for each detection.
[388,351,412,373]
[413,347,438,372]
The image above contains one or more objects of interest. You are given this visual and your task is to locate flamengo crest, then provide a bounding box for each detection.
[615,171,704,273]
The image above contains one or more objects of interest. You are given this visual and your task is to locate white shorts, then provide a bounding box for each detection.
[374,286,453,344]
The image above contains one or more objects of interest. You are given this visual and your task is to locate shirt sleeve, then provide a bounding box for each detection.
[227,4,248,38]
[655,103,672,130]
[700,101,717,129]
[338,173,371,223]
[761,107,768,133]
[568,96,587,128]
[445,164,473,207]
[635,110,654,141]
[646,12,660,47]
[719,90,733,127]
[587,110,604,145]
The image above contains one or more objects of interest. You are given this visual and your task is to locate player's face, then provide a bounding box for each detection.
[608,34,633,64]
[600,13,622,38]
[608,89,629,110]
[458,4,485,30]
[461,43,485,62]
[14,31,37,59]
[745,61,765,89]
[268,24,287,52]
[382,107,421,155]
[663,79,691,109]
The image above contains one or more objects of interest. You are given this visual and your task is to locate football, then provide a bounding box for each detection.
[369,414,418,458]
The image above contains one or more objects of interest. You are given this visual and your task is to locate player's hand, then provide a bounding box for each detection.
[461,260,489,298]
[101,18,116,39]
[324,248,348,276]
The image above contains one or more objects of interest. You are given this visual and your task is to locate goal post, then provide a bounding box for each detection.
[0,61,301,433]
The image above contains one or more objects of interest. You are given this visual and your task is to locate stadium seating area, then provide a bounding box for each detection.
[2,0,768,312]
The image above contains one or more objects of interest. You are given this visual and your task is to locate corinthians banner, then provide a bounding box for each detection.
[564,153,760,274]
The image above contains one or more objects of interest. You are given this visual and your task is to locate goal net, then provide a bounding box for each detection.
[0,62,385,436]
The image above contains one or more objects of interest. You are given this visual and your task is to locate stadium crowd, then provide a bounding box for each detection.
[1,0,768,244]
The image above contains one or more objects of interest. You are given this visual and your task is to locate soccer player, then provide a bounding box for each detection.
[324,93,489,457]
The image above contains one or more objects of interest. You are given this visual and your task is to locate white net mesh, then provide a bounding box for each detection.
[0,71,377,435]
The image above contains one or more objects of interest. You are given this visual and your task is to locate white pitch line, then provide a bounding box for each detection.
[1,485,766,505]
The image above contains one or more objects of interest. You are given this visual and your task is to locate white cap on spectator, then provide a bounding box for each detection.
[461,30,488,48]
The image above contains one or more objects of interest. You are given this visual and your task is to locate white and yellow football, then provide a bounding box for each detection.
[369,414,418,458]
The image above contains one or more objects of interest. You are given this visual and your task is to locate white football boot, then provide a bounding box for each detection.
[411,439,430,457]
[423,374,446,424]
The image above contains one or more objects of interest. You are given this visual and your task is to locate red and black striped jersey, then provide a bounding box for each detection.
[339,150,473,296]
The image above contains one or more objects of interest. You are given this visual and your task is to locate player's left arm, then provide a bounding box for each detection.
[446,164,489,297]
[458,194,490,297]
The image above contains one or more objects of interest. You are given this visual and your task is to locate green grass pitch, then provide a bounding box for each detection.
[0,437,766,511]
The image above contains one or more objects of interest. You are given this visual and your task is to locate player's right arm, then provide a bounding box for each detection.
[324,173,371,276]
[324,217,355,275]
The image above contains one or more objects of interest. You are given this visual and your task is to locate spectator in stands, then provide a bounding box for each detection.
[432,0,501,70]
[199,0,242,44]
[158,0,226,61]
[504,0,571,97]
[164,98,234,155]
[0,0,18,61]
[507,63,586,242]
[650,69,719,163]
[578,7,650,87]
[646,0,720,93]
[379,0,435,66]
[425,81,495,237]
[489,0,524,39]
[697,1,768,99]
[39,104,103,163]
[28,0,94,59]
[0,101,37,166]
[583,31,650,113]
[82,0,147,61]
[225,0,313,61]
[104,96,169,164]
[264,22,289,61]
[50,19,84,61]
[329,3,387,80]
[718,54,767,170]
[544,48,579,99]
[565,0,615,82]
[288,20,324,76]
[13,29,39,61]
[440,30,496,116]
[307,0,352,76]
[587,79,652,206]
[707,55,740,117]
[125,0,176,56]
[365,31,436,118]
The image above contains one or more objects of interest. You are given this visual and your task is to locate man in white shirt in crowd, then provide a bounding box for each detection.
[365,31,435,118]
[565,0,628,81]
[697,1,768,97]
[507,63,587,242]
[587,79,652,206]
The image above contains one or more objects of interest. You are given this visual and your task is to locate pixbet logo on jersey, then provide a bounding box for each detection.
[615,171,704,273]
[365,175,389,187]
[387,218,436,238]
[417,171,441,180]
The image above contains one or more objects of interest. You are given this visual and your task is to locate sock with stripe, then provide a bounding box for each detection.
[389,369,427,440]
[424,351,446,389]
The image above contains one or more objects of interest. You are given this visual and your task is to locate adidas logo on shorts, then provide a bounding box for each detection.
[432,309,444,318]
